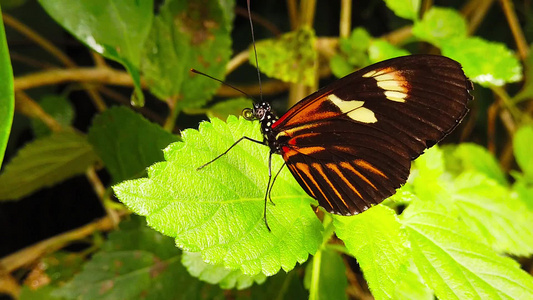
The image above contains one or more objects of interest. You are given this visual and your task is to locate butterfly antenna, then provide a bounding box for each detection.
[247,0,263,102]
[190,69,257,102]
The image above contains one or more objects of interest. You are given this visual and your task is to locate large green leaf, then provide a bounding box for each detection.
[0,131,99,200]
[412,7,467,48]
[113,116,323,276]
[87,107,179,183]
[141,0,232,109]
[38,0,153,105]
[0,5,14,167]
[448,143,507,186]
[442,37,522,87]
[451,172,533,256]
[253,28,317,86]
[334,205,409,300]
[53,217,225,300]
[402,200,533,300]
[182,251,266,290]
[305,248,348,300]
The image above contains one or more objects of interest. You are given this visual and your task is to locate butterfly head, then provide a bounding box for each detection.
[242,102,272,121]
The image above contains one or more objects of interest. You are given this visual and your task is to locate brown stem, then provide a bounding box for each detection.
[14,67,138,91]
[235,6,282,36]
[85,167,119,227]
[2,13,75,67]
[287,0,299,30]
[226,49,250,75]
[339,0,352,38]
[0,274,19,298]
[463,0,496,35]
[499,0,530,60]
[14,91,62,132]
[0,212,127,274]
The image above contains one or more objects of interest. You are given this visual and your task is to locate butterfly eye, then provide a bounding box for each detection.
[242,108,254,120]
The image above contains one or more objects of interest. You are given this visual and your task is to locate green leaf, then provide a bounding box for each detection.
[442,37,523,87]
[113,116,323,276]
[54,217,225,300]
[334,205,409,300]
[182,251,266,290]
[0,131,99,200]
[450,172,533,256]
[514,125,533,179]
[368,40,410,63]
[411,146,447,202]
[383,0,420,20]
[253,27,317,86]
[235,271,308,300]
[42,252,85,285]
[141,0,232,109]
[20,286,62,300]
[329,54,354,78]
[448,143,507,186]
[402,200,533,300]
[394,259,433,300]
[31,95,75,138]
[412,7,467,48]
[513,176,533,211]
[218,0,236,30]
[0,5,14,167]
[87,107,179,183]
[340,28,372,53]
[206,98,253,120]
[305,248,348,300]
[38,0,153,105]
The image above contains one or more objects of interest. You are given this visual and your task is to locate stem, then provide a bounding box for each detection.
[286,0,299,30]
[309,215,336,300]
[339,0,352,39]
[226,50,250,75]
[2,13,75,67]
[15,91,62,132]
[86,167,119,227]
[163,96,181,132]
[309,247,322,300]
[299,0,317,27]
[0,212,127,273]
[499,0,529,60]
[14,67,137,91]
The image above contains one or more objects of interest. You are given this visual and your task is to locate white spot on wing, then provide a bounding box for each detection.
[384,91,407,102]
[327,94,377,123]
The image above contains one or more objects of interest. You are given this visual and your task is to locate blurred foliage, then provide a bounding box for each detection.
[1,0,533,299]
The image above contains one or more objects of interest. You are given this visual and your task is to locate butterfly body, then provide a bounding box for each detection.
[244,54,473,216]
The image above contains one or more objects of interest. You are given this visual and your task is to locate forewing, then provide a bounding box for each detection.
[273,55,472,215]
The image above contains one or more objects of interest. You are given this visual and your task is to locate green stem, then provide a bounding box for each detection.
[163,96,181,132]
[309,214,336,300]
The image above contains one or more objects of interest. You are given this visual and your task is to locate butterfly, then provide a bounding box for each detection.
[199,54,473,230]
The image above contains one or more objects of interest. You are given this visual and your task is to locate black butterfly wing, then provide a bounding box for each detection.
[271,55,473,215]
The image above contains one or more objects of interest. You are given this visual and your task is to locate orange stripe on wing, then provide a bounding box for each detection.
[294,162,334,210]
[273,94,339,129]
[312,163,349,210]
[327,163,363,199]
[340,161,378,190]
[354,159,388,178]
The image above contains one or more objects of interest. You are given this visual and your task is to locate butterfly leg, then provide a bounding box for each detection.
[196,136,264,170]
[263,152,274,231]
[267,161,286,205]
